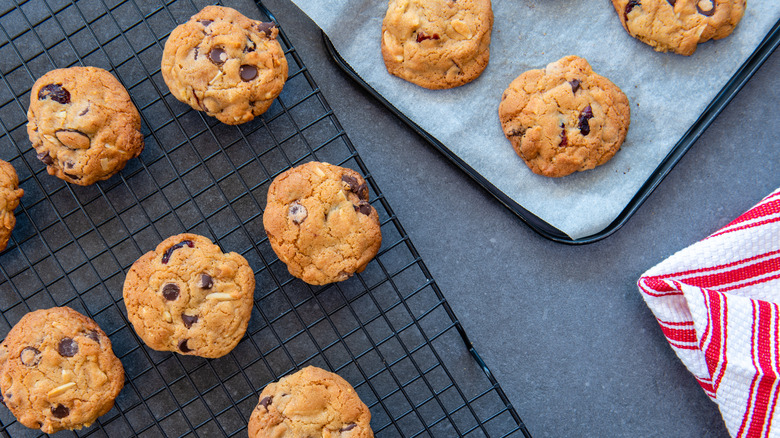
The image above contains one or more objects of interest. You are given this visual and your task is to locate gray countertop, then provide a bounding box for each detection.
[262,1,779,436]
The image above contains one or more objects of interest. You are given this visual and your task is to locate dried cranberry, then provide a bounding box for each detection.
[416,32,440,43]
[38,84,70,104]
[625,0,640,19]
[578,105,594,136]
[162,240,194,264]
[559,123,568,147]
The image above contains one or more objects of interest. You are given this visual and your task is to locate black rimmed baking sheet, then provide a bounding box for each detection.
[314,1,780,244]
[0,0,530,436]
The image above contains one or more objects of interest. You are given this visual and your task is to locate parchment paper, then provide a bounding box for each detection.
[290,0,779,239]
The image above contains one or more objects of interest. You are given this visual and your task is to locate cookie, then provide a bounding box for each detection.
[381,0,493,89]
[123,233,255,358]
[27,66,144,186]
[248,366,373,438]
[161,5,288,125]
[263,162,382,285]
[0,160,23,252]
[612,0,746,55]
[499,56,631,178]
[0,307,124,434]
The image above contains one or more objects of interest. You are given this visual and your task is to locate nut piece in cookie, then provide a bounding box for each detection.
[0,307,124,434]
[0,160,23,251]
[161,5,288,125]
[612,0,746,55]
[263,162,382,285]
[499,55,631,178]
[27,66,144,186]
[123,233,255,358]
[248,366,374,438]
[381,0,493,89]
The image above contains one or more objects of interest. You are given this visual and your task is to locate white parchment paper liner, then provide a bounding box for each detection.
[290,0,779,239]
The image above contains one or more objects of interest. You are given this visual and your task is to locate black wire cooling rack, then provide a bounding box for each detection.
[0,0,531,436]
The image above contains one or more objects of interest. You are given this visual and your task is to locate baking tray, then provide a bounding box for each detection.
[322,17,780,244]
[0,0,530,436]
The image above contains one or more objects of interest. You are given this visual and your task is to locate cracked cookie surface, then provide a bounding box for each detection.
[27,66,144,186]
[248,366,373,438]
[0,307,124,434]
[0,160,23,251]
[612,0,745,55]
[499,56,630,178]
[381,0,493,89]
[263,162,382,285]
[123,233,255,358]
[161,5,288,125]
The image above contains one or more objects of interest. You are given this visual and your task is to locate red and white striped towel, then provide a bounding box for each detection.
[638,187,780,438]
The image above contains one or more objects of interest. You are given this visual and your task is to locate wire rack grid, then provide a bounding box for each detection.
[0,0,530,436]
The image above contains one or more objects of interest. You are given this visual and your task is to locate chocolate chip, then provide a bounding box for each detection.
[508,127,526,137]
[258,396,272,409]
[559,123,568,147]
[196,273,213,289]
[257,22,276,36]
[85,330,100,343]
[198,19,213,26]
[244,39,256,53]
[341,175,369,200]
[79,106,89,116]
[578,105,594,136]
[666,0,676,5]
[20,347,41,366]
[209,47,227,65]
[58,338,78,357]
[355,201,372,216]
[182,314,198,329]
[162,283,180,301]
[64,172,80,180]
[55,129,90,149]
[38,84,70,104]
[625,0,640,20]
[178,339,191,353]
[65,161,74,169]
[569,79,581,94]
[240,65,258,81]
[194,46,199,60]
[37,152,53,165]
[356,183,369,201]
[416,32,440,43]
[289,201,307,224]
[697,0,715,16]
[340,424,357,432]
[51,404,69,418]
[162,240,194,264]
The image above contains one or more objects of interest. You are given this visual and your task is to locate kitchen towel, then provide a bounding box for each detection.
[638,187,780,437]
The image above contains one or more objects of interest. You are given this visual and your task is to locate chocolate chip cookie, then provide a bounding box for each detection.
[499,56,631,178]
[123,233,255,358]
[0,160,23,252]
[382,0,493,89]
[27,66,144,186]
[613,0,746,55]
[248,366,373,438]
[161,5,288,125]
[263,162,382,285]
[0,307,124,434]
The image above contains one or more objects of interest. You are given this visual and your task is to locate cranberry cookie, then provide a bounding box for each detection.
[263,162,382,285]
[0,160,23,251]
[613,0,746,55]
[123,233,255,358]
[27,67,144,185]
[161,6,288,125]
[381,0,493,89]
[499,56,631,178]
[248,366,373,438]
[0,307,124,434]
